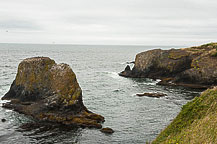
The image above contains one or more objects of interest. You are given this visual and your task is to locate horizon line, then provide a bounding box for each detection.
[0,42,187,47]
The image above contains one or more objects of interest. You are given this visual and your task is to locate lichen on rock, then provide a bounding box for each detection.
[2,57,104,128]
[119,43,217,88]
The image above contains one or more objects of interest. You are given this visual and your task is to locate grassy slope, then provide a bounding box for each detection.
[152,87,217,144]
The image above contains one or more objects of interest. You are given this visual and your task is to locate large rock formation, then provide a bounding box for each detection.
[119,43,217,88]
[2,57,104,128]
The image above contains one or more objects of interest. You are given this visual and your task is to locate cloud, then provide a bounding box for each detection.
[0,0,217,45]
[0,20,41,30]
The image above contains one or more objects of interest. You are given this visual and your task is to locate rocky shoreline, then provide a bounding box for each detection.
[119,43,217,143]
[1,43,216,142]
[119,43,217,89]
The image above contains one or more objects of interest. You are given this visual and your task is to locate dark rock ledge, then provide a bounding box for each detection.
[136,92,167,98]
[2,57,104,128]
[100,127,114,134]
[119,43,217,89]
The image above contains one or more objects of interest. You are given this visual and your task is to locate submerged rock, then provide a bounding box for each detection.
[2,57,104,128]
[119,43,217,88]
[100,127,114,134]
[136,92,167,98]
[1,118,6,122]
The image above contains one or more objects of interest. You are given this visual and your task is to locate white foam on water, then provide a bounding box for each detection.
[106,71,121,79]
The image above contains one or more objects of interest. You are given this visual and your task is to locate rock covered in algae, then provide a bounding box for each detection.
[2,57,104,128]
[119,43,217,89]
[119,49,191,78]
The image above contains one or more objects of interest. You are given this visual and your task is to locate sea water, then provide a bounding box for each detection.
[0,43,200,144]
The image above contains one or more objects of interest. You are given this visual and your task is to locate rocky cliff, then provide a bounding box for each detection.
[119,43,217,88]
[2,57,104,128]
[152,87,217,144]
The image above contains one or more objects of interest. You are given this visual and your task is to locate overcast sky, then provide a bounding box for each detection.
[0,0,217,46]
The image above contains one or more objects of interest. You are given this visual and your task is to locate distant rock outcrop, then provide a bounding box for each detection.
[2,57,104,128]
[119,43,217,89]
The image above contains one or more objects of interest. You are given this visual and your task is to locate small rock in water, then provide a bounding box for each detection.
[100,127,114,134]
[1,118,6,122]
[136,92,167,98]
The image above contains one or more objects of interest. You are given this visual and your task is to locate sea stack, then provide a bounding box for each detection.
[2,57,104,128]
[119,43,217,89]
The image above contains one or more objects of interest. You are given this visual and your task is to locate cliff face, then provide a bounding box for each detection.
[2,57,104,128]
[119,43,217,88]
[152,87,217,144]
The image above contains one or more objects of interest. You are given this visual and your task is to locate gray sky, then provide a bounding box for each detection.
[0,0,217,45]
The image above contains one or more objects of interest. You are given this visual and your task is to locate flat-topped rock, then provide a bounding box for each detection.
[2,57,104,128]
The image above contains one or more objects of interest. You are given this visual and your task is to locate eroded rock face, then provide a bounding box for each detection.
[120,49,192,78]
[119,43,217,88]
[2,57,104,128]
[174,52,217,85]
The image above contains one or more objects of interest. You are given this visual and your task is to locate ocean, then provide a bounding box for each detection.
[0,43,201,144]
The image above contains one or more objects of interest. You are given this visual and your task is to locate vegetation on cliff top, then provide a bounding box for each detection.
[152,87,217,144]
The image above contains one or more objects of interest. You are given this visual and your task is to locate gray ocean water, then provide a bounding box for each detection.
[0,43,201,144]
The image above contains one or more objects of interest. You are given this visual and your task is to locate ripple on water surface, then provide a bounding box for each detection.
[0,44,201,144]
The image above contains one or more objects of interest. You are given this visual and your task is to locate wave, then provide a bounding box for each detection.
[105,71,120,79]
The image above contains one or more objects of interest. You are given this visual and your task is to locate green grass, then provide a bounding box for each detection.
[201,42,217,48]
[152,87,217,144]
